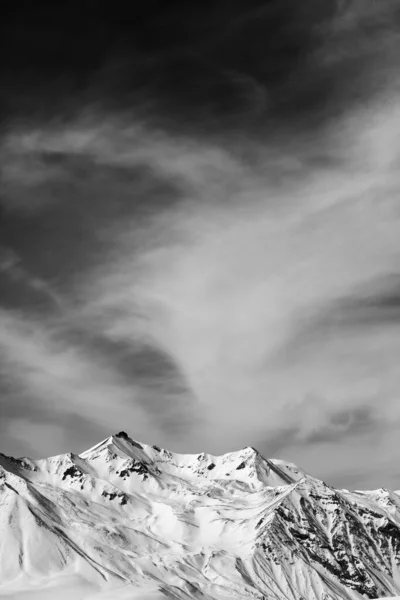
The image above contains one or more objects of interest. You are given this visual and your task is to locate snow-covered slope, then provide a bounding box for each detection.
[1,432,399,600]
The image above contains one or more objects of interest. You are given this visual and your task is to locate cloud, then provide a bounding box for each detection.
[0,247,64,312]
[0,308,194,457]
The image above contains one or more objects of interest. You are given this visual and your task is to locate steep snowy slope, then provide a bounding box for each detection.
[0,432,399,600]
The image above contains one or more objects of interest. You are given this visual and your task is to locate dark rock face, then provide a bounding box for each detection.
[255,480,400,599]
[62,465,82,481]
[101,490,128,505]
[118,460,149,480]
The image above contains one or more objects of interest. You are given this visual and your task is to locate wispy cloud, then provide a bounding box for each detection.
[0,247,64,312]
[0,308,190,457]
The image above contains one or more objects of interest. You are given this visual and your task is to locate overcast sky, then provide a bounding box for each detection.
[1,0,400,490]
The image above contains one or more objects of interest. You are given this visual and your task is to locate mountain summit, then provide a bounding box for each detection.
[1,432,400,599]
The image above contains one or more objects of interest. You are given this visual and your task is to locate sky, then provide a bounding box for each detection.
[1,0,400,490]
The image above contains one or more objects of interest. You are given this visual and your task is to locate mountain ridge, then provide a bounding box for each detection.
[1,431,400,600]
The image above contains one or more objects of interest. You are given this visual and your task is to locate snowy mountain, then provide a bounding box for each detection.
[1,432,400,600]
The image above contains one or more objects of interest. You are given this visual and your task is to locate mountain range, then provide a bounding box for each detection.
[1,431,400,600]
